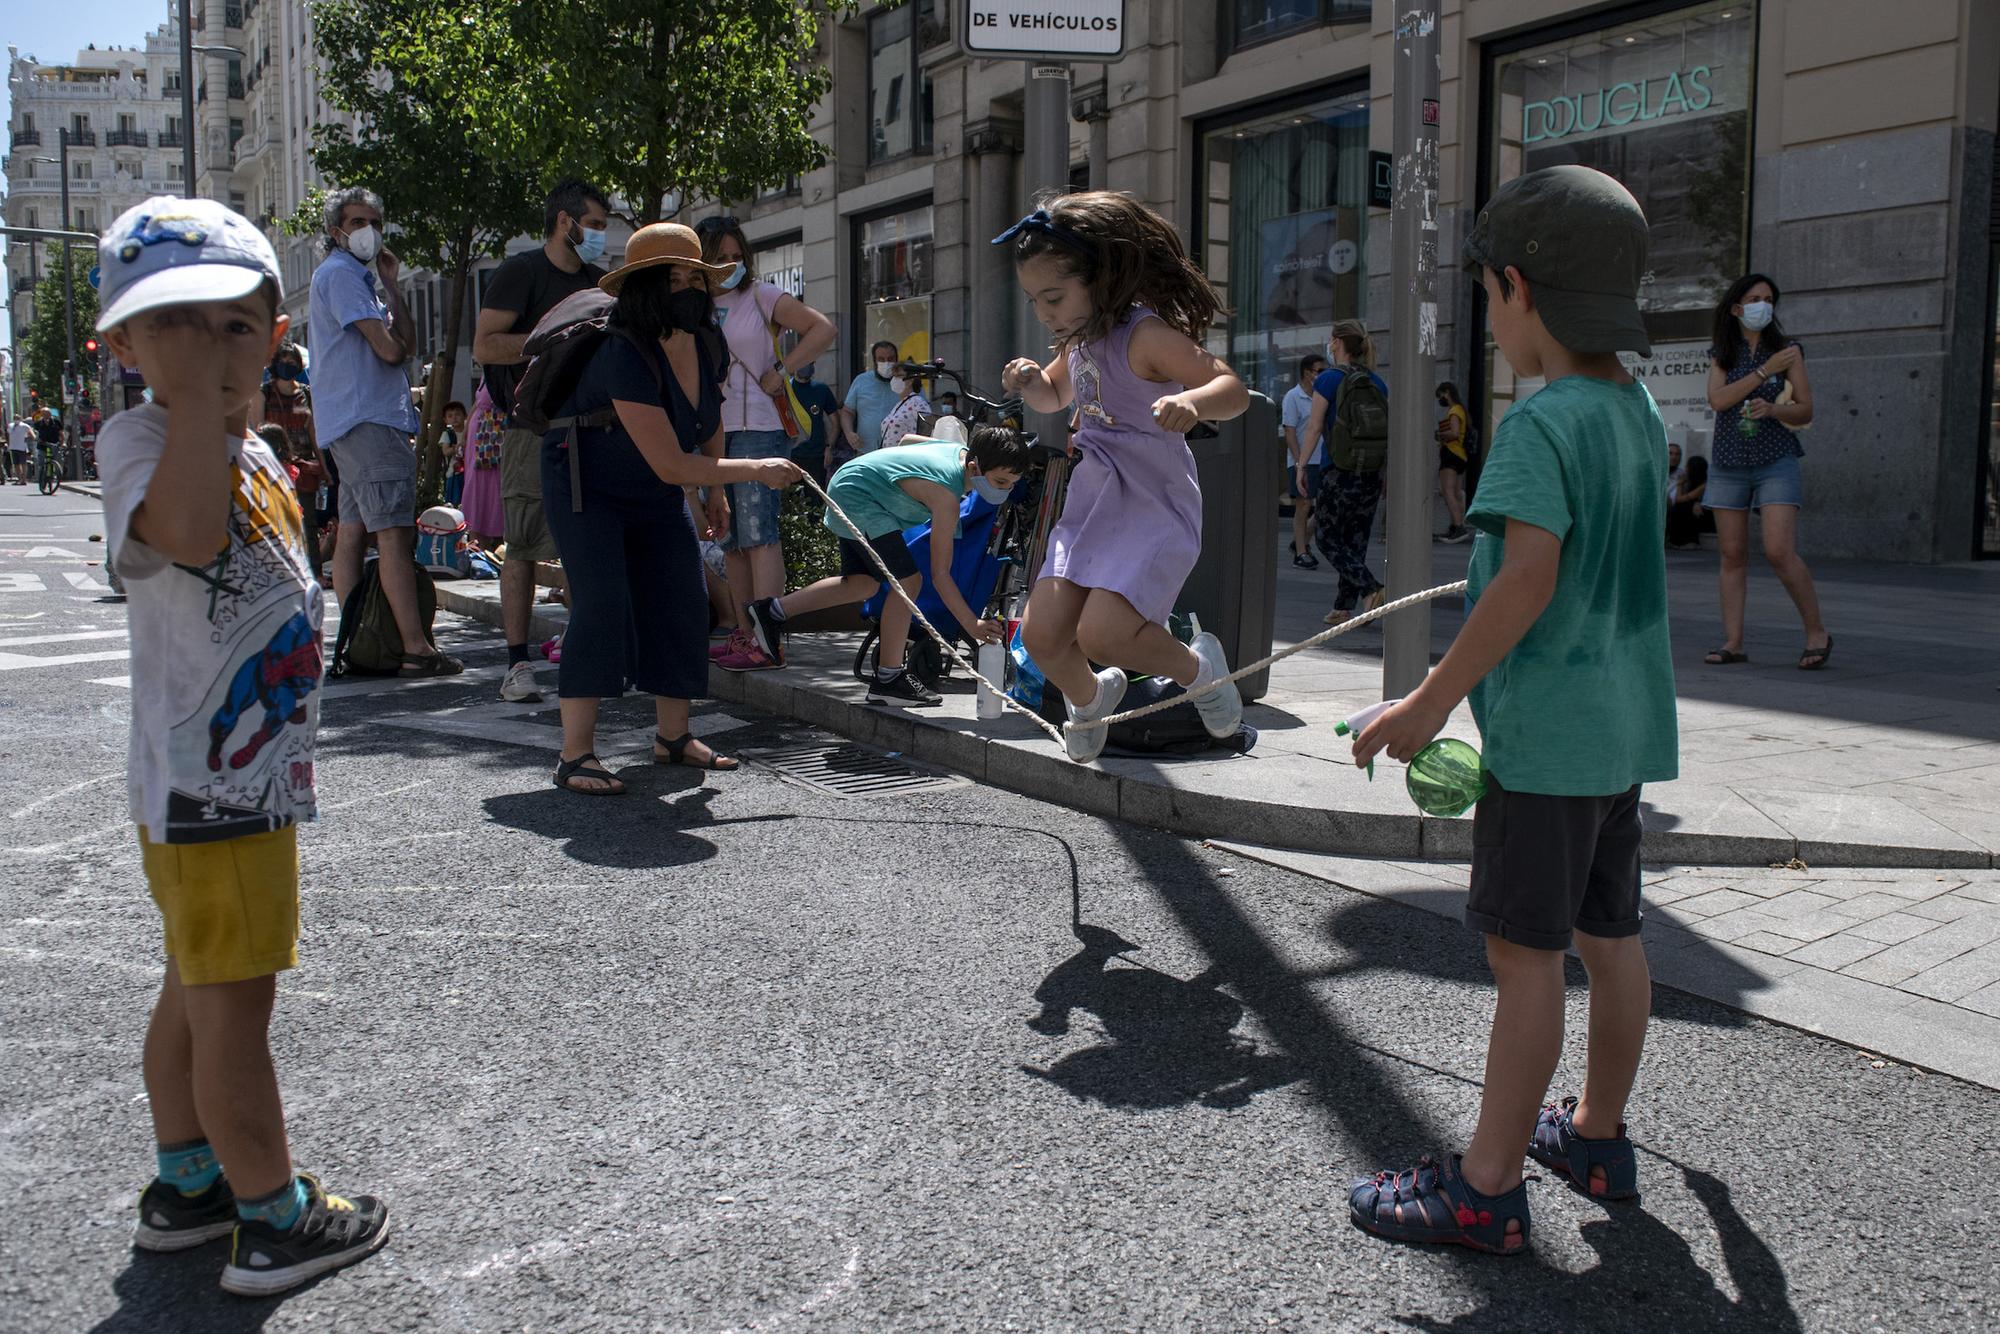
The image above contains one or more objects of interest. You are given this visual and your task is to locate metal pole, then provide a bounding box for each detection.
[1021,62,1071,450]
[1382,5,1441,698]
[59,129,80,475]
[179,0,198,195]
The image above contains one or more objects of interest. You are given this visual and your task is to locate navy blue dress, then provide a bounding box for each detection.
[541,332,720,701]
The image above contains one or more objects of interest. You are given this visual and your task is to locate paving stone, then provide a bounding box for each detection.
[1901,896,1978,923]
[1845,912,1947,945]
[1955,881,2000,905]
[1753,909,1862,943]
[1671,888,1769,918]
[1810,876,1962,903]
[1959,982,2000,1019]
[1843,912,2000,986]
[1897,941,2000,1004]
[1731,931,1806,956]
[1685,908,1791,943]
[1785,933,1888,971]
[1822,890,1937,920]
[1757,889,1844,919]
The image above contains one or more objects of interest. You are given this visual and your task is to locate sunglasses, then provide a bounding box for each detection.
[693,216,739,237]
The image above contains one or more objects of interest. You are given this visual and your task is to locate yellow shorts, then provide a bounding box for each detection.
[139,825,300,986]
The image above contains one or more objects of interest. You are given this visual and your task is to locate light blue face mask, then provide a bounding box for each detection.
[571,225,607,265]
[971,473,1014,504]
[719,261,747,291]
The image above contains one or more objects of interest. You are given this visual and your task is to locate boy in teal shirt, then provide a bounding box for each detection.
[742,427,1030,706]
[1348,165,1678,1254]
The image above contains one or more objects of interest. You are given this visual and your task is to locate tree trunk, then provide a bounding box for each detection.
[414,222,475,508]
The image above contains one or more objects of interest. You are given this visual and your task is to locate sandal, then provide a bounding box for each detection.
[654,732,741,772]
[554,752,625,796]
[1798,635,1833,671]
[1348,1153,1533,1255]
[399,649,465,677]
[1703,647,1749,665]
[1526,1096,1639,1201]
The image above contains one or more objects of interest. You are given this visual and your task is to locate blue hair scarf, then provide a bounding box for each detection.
[991,208,1095,260]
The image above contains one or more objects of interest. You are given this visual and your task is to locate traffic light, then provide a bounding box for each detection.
[83,337,99,357]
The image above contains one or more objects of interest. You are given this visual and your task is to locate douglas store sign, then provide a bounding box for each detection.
[1523,65,1717,143]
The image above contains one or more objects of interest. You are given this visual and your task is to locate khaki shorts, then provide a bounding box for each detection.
[141,825,300,985]
[500,426,557,562]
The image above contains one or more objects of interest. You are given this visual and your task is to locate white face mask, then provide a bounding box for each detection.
[345,225,382,264]
[874,359,896,380]
[1737,300,1773,332]
[889,377,907,396]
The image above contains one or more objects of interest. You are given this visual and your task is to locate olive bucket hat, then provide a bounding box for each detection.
[1463,165,1651,356]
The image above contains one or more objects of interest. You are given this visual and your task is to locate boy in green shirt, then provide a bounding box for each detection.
[1347,165,1678,1254]
[742,427,1030,706]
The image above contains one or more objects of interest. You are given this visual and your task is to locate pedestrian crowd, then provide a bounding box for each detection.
[76,158,1838,1298]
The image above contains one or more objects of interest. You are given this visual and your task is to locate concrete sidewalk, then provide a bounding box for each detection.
[436,531,2000,871]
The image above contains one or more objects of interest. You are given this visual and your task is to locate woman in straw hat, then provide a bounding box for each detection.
[545,222,800,796]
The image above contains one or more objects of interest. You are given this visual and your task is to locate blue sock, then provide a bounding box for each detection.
[156,1138,221,1197]
[237,1177,308,1231]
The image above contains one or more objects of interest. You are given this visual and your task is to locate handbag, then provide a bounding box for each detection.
[729,285,810,441]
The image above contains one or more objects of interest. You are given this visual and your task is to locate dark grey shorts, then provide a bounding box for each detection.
[1466,773,1644,951]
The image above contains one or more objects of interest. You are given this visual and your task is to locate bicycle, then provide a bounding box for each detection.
[35,440,63,496]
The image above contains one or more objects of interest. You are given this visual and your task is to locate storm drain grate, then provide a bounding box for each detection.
[748,743,969,799]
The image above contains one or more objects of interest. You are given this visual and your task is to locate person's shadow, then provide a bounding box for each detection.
[480,775,792,870]
[88,1245,300,1333]
[1022,922,1299,1110]
[1396,1164,1801,1334]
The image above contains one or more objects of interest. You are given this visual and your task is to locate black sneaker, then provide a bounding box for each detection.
[866,672,943,707]
[1440,524,1472,544]
[220,1173,390,1297]
[743,597,784,659]
[134,1177,238,1252]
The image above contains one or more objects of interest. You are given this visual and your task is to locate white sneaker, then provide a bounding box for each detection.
[1064,668,1128,764]
[1188,632,1243,739]
[500,660,543,703]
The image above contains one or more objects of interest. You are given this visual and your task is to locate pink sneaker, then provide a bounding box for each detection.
[716,642,782,672]
[709,630,749,662]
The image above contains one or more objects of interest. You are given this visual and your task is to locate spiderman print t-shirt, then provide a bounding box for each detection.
[100,403,324,844]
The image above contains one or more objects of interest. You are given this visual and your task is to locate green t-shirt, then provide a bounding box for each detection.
[1464,376,1678,796]
[822,441,966,541]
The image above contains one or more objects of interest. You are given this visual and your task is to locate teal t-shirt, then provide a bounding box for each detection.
[1464,376,1678,796]
[822,441,966,540]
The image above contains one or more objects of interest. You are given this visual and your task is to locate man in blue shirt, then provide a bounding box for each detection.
[308,186,459,675]
[788,362,845,487]
[839,340,903,457]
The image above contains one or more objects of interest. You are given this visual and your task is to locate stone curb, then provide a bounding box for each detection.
[430,581,1992,872]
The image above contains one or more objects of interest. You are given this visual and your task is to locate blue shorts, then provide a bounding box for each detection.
[1287,462,1325,500]
[720,430,792,552]
[1706,454,1802,511]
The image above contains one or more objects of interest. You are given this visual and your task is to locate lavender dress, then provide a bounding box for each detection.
[1037,306,1203,625]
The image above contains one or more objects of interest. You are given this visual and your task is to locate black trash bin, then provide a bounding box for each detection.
[1180,392,1280,702]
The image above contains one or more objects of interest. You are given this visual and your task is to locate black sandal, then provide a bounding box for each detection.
[1703,647,1749,665]
[554,752,625,796]
[1798,636,1833,671]
[654,732,741,772]
[399,649,465,677]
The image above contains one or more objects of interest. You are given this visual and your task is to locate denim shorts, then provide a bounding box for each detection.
[1706,454,1802,511]
[721,429,792,552]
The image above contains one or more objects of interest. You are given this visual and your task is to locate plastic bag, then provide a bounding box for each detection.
[1006,622,1045,711]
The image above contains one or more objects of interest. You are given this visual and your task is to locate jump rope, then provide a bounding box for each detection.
[793,469,1469,746]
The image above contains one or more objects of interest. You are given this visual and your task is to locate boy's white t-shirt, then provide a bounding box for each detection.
[98,403,324,844]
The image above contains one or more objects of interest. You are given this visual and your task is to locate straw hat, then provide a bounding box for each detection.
[598,222,737,296]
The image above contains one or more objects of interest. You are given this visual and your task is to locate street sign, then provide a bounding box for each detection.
[88,265,100,289]
[963,1,1126,61]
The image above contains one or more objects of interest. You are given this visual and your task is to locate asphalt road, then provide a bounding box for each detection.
[0,490,1993,1333]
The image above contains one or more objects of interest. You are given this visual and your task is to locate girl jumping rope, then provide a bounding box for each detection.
[995,193,1251,764]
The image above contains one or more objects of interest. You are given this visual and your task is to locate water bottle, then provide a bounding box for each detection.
[975,639,1006,719]
[1406,738,1488,818]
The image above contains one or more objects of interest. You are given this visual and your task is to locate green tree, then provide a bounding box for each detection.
[297,0,547,505]
[520,0,855,224]
[19,253,100,411]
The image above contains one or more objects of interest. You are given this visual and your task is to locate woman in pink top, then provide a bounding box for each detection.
[696,217,837,671]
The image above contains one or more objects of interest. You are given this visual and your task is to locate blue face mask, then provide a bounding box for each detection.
[719,261,747,291]
[571,225,607,265]
[971,473,1014,505]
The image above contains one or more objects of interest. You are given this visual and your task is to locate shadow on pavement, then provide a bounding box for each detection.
[86,1243,315,1334]
[481,776,746,869]
[1395,1165,1800,1334]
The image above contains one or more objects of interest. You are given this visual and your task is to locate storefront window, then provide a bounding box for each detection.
[855,203,933,372]
[1226,2,1369,54]
[868,1,934,164]
[755,236,805,300]
[1196,89,1370,404]
[1484,1,1756,456]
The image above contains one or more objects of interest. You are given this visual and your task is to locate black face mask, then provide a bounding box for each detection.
[665,287,715,333]
[273,363,301,381]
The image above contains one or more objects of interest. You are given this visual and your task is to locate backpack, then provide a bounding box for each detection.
[329,557,437,677]
[1327,368,1390,473]
[1033,673,1256,756]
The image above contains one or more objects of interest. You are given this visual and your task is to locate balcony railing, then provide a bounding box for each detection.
[158,130,183,148]
[10,129,41,147]
[65,130,98,147]
[161,84,182,100]
[106,129,148,148]
[225,6,244,28]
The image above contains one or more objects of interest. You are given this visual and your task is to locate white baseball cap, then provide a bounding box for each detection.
[96,196,283,333]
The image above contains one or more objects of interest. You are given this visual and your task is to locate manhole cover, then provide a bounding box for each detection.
[748,743,969,799]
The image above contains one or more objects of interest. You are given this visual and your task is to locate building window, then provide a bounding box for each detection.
[853,202,933,373]
[1483,0,1756,453]
[755,235,807,300]
[230,118,245,147]
[1224,1,1368,55]
[76,207,95,232]
[868,1,933,164]
[72,114,92,136]
[20,160,33,180]
[73,160,94,181]
[1196,87,1371,403]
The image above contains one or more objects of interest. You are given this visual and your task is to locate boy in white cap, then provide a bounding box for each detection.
[94,197,389,1295]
